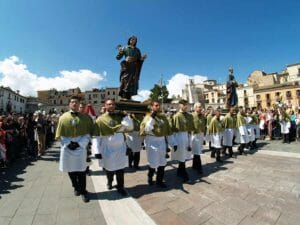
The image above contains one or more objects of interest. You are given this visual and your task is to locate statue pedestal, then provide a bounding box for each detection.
[221,108,229,115]
[115,100,148,114]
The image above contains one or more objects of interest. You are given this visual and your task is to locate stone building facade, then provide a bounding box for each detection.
[0,86,27,114]
[248,62,300,109]
[37,87,120,114]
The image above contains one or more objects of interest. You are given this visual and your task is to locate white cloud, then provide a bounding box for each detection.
[0,56,105,96]
[132,89,151,102]
[166,73,207,98]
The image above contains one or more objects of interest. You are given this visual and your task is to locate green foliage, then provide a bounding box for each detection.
[149,84,169,103]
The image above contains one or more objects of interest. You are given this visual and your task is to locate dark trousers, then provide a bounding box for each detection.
[223,146,233,157]
[283,133,290,143]
[192,155,203,172]
[148,166,165,184]
[106,169,125,189]
[177,162,189,180]
[128,152,140,168]
[68,171,87,194]
[211,148,221,161]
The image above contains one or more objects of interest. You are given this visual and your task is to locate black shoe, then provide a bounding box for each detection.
[85,168,91,176]
[183,176,190,183]
[81,193,90,203]
[117,188,128,196]
[148,178,154,186]
[181,173,190,183]
[156,182,167,188]
[216,158,223,163]
[107,183,113,190]
[134,166,141,170]
[74,190,80,196]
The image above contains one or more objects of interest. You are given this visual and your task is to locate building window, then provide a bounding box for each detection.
[60,100,63,104]
[275,92,280,96]
[93,101,97,104]
[257,102,261,109]
[113,91,115,95]
[244,90,247,95]
[286,91,292,98]
[212,98,215,103]
[266,94,270,100]
[54,100,56,104]
[88,94,91,100]
[107,91,110,95]
[296,89,300,97]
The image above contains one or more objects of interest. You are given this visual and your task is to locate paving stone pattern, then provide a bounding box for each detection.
[1,140,300,225]
[125,140,300,225]
[0,144,106,225]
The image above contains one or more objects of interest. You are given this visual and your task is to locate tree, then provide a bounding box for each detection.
[149,84,169,103]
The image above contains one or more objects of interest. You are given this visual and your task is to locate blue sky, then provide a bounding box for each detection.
[0,0,299,98]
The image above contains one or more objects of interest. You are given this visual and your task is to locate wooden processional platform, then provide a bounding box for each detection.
[115,100,149,114]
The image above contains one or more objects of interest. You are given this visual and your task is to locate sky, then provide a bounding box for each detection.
[0,0,299,101]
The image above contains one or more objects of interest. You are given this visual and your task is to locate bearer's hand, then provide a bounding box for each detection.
[173,145,178,152]
[95,154,102,159]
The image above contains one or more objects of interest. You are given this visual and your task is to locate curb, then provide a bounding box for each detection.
[90,159,156,225]
[256,150,300,159]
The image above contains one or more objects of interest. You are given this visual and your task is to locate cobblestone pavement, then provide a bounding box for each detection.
[0,143,106,225]
[1,140,300,225]
[124,141,300,225]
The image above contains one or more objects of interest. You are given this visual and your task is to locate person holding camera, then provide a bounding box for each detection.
[55,96,94,203]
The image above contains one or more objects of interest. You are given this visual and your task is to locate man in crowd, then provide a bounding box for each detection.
[55,95,94,203]
[208,109,224,162]
[140,100,171,188]
[236,106,249,155]
[172,99,194,182]
[126,113,143,170]
[222,107,235,158]
[191,102,205,174]
[93,99,133,196]
[36,112,47,157]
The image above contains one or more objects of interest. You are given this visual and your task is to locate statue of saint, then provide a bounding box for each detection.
[226,67,238,107]
[116,36,147,100]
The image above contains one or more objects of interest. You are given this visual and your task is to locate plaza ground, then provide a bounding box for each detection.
[1,140,300,225]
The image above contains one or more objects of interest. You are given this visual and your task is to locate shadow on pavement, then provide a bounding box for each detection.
[125,159,231,199]
[0,156,34,195]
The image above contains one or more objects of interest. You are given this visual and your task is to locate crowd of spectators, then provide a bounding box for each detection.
[0,104,299,169]
[0,112,57,168]
[258,107,300,142]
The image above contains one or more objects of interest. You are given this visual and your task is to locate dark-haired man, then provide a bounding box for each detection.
[140,100,171,188]
[172,99,194,182]
[55,96,94,203]
[93,99,133,196]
